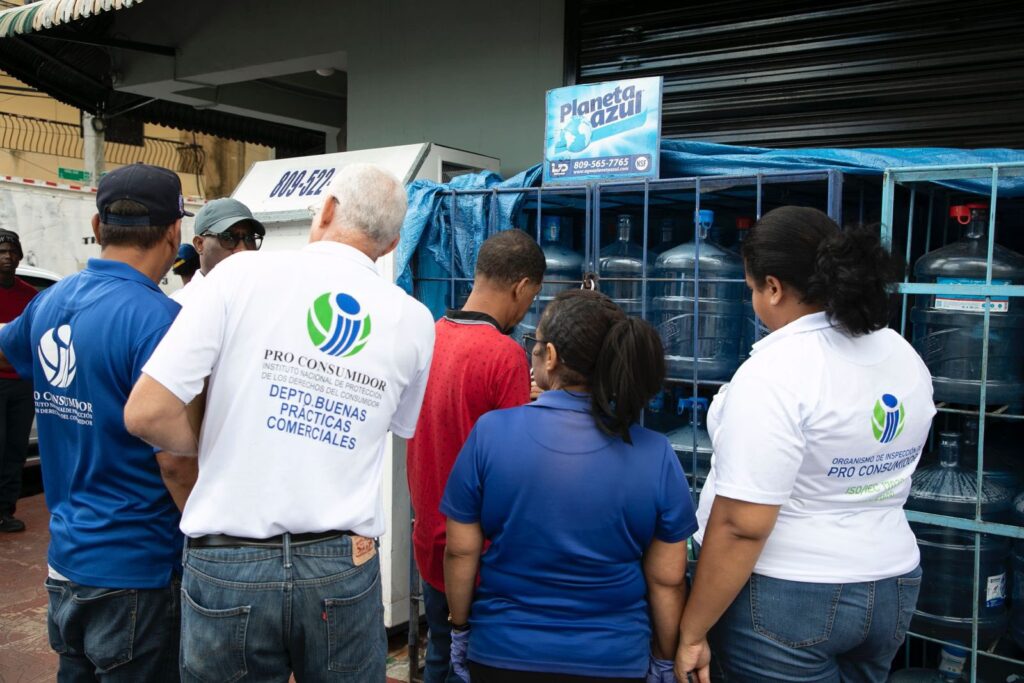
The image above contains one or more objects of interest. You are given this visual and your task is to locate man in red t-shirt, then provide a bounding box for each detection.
[408,229,546,683]
[0,230,38,532]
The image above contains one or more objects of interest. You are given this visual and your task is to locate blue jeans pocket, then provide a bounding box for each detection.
[324,568,383,674]
[44,579,68,655]
[70,586,138,673]
[181,588,250,683]
[749,574,842,648]
[895,567,923,641]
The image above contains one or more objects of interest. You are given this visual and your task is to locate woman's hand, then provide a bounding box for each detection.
[450,628,470,682]
[674,639,711,683]
[646,655,676,682]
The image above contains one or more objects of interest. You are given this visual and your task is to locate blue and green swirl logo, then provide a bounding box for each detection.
[307,292,371,357]
[872,393,905,444]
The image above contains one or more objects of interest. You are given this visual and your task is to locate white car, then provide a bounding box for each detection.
[14,265,62,461]
[17,264,62,293]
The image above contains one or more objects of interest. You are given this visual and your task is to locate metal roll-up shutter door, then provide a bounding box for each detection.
[570,0,1024,148]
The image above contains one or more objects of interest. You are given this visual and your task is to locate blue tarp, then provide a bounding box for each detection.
[394,166,542,298]
[658,140,1024,196]
[396,140,1024,298]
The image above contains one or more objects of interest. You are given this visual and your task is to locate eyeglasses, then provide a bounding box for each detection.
[522,333,551,354]
[201,230,263,251]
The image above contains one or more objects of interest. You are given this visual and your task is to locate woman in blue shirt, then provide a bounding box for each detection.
[441,289,700,683]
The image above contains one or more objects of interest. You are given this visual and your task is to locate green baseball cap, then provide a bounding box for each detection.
[194,198,265,237]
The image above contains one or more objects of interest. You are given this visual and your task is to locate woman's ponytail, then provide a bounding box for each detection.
[539,290,665,444]
[743,206,903,337]
[592,317,666,444]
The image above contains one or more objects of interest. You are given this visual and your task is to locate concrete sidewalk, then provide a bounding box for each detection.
[0,493,56,682]
[0,494,417,682]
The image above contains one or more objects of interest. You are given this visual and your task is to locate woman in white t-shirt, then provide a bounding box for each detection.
[675,206,935,683]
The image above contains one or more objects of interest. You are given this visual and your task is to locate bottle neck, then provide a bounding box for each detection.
[938,435,960,468]
[965,217,987,240]
[617,225,632,242]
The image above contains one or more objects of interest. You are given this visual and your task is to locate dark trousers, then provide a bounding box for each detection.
[468,662,644,683]
[45,576,181,682]
[422,582,463,683]
[0,377,33,514]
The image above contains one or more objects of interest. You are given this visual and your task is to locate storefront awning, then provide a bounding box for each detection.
[0,0,143,39]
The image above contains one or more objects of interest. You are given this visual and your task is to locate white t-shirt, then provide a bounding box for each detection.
[143,241,435,539]
[169,269,204,306]
[695,312,935,583]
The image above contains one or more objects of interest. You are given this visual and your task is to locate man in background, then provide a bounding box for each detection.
[172,243,200,288]
[407,229,545,682]
[171,197,264,305]
[0,163,193,680]
[0,229,36,532]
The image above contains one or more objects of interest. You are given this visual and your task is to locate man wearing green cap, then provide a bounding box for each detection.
[171,197,265,306]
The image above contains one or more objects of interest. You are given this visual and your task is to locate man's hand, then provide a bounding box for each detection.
[529,379,543,401]
[675,639,711,683]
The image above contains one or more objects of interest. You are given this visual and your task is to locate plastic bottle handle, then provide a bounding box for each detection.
[957,214,972,226]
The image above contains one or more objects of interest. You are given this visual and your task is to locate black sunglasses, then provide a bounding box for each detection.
[201,230,263,250]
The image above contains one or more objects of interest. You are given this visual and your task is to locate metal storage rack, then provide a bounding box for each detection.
[414,169,878,495]
[881,162,1024,681]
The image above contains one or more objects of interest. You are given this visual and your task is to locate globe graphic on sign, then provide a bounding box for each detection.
[558,116,593,153]
[38,324,76,388]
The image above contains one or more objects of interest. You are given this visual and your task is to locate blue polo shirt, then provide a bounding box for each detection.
[441,390,697,678]
[0,259,182,588]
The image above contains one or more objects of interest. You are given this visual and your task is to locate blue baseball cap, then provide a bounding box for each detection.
[172,243,199,274]
[96,163,193,226]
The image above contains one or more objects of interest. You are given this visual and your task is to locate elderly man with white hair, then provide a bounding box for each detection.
[125,163,435,682]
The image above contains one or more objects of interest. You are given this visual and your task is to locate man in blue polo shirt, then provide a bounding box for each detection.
[0,163,195,682]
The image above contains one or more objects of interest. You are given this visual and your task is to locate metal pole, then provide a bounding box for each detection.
[408,513,421,682]
[82,112,104,188]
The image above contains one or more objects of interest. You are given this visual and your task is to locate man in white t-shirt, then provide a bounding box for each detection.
[125,164,435,682]
[169,197,264,306]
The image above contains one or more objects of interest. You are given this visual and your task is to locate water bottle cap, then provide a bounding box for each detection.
[676,396,709,415]
[735,217,754,230]
[696,209,715,225]
[950,203,988,225]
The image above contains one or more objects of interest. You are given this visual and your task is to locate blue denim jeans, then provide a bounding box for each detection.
[180,534,385,683]
[421,582,463,683]
[708,566,923,683]
[44,576,181,683]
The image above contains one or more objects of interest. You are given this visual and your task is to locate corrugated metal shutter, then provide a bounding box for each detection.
[571,0,1024,148]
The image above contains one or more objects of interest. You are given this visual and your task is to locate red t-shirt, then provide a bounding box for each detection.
[407,312,530,591]
[0,277,38,380]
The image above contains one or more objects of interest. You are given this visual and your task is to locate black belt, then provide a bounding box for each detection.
[188,530,352,548]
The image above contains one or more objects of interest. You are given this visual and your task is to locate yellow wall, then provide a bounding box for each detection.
[0,72,273,197]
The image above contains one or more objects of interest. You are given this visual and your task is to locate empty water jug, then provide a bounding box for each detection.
[653,217,676,255]
[960,416,1020,493]
[651,210,745,381]
[912,203,1024,405]
[599,214,646,315]
[735,216,758,358]
[888,645,970,681]
[521,217,584,336]
[666,397,712,489]
[907,432,1013,648]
